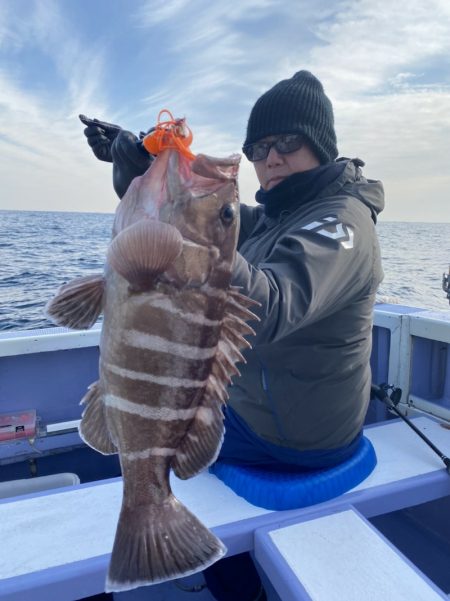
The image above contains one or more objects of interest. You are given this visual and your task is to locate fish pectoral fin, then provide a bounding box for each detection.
[79,381,117,455]
[171,395,224,479]
[107,220,183,291]
[45,274,105,330]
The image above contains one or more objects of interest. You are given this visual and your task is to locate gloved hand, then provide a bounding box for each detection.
[111,130,154,198]
[79,115,154,198]
[79,114,122,163]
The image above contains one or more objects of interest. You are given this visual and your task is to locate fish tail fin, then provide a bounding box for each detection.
[105,494,225,592]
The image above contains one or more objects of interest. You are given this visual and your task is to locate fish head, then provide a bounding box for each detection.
[160,152,241,288]
[108,150,241,291]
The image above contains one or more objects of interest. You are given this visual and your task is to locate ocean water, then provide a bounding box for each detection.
[0,210,449,331]
[0,210,113,331]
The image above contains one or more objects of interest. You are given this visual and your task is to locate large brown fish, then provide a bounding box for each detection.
[46,148,258,592]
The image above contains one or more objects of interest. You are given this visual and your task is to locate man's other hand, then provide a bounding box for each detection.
[79,114,122,163]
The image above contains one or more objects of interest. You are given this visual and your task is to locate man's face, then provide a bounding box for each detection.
[252,135,320,191]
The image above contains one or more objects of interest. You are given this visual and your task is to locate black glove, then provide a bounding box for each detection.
[79,114,122,163]
[79,115,154,198]
[111,130,154,198]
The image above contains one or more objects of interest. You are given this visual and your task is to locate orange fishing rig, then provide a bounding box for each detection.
[142,109,196,160]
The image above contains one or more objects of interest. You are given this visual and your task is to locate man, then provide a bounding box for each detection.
[217,70,384,470]
[83,70,384,600]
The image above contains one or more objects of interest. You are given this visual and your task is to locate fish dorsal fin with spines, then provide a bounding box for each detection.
[45,274,105,330]
[171,287,259,480]
[210,286,259,400]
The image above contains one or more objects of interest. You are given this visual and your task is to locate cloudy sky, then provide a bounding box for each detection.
[1,0,449,221]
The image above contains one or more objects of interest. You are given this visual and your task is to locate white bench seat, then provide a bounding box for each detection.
[254,507,448,600]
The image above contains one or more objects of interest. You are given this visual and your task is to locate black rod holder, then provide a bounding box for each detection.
[371,383,450,475]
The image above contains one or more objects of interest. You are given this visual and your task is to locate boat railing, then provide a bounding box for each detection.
[0,304,449,441]
[373,304,450,423]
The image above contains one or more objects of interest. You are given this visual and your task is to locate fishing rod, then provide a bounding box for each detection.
[371,383,450,474]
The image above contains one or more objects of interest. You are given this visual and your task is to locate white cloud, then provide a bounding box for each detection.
[133,0,300,127]
[0,0,116,213]
[300,0,450,220]
[135,0,276,28]
[133,0,191,25]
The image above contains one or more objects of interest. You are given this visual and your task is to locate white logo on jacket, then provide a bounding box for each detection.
[301,216,354,249]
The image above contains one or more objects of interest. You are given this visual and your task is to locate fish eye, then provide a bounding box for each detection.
[220,204,236,225]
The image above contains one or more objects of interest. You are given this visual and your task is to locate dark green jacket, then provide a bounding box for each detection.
[229,159,384,450]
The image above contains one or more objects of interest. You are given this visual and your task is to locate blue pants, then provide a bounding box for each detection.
[218,405,362,470]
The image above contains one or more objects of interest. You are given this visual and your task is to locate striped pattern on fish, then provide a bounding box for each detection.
[45,149,259,593]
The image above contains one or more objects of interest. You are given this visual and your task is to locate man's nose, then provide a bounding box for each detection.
[266,145,283,166]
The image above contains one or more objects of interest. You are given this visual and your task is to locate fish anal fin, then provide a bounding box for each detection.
[79,382,117,455]
[45,274,104,330]
[172,394,224,479]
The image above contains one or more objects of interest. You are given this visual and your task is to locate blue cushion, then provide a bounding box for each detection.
[210,436,377,510]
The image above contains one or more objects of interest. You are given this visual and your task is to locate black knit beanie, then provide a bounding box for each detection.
[244,70,338,164]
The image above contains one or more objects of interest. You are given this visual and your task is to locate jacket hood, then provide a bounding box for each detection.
[321,158,384,223]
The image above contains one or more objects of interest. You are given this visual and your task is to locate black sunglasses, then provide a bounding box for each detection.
[242,134,305,162]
